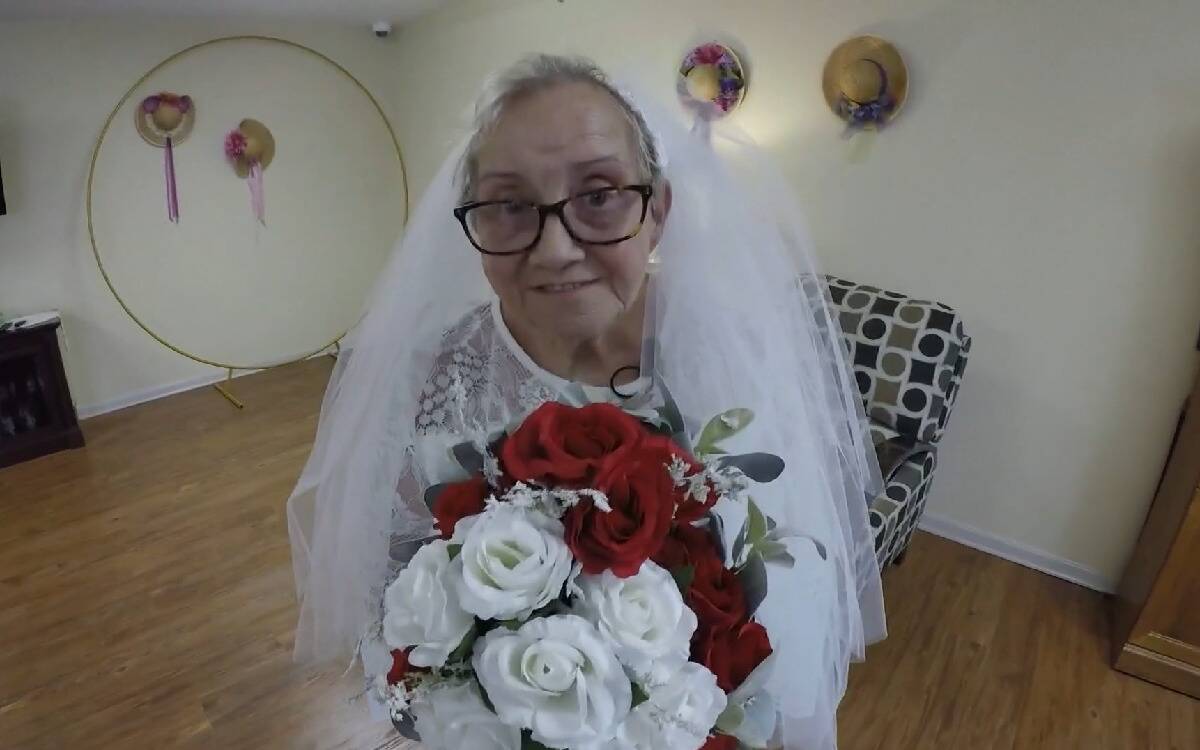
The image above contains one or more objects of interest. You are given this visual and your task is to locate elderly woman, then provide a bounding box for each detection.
[288,55,883,749]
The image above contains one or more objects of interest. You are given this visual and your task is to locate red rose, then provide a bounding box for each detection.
[432,475,488,540]
[661,441,716,524]
[672,458,719,524]
[652,521,721,570]
[633,433,716,525]
[693,621,773,693]
[501,402,645,488]
[687,554,747,633]
[564,439,677,577]
[701,735,738,750]
[387,648,415,685]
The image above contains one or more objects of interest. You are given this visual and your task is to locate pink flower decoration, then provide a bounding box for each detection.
[678,42,746,119]
[692,43,728,65]
[224,130,248,162]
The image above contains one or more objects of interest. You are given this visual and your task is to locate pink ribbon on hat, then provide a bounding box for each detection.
[140,93,191,224]
[163,137,179,223]
[248,162,265,224]
[224,130,266,225]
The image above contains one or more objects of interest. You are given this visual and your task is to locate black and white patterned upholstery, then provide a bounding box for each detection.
[826,276,972,568]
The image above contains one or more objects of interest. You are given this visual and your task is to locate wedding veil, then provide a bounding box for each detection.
[287,55,884,748]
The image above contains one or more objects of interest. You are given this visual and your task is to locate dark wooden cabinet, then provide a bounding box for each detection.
[1112,369,1200,698]
[0,318,84,468]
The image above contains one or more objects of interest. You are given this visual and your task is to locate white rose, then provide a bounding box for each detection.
[382,540,474,668]
[574,561,697,683]
[600,663,728,750]
[473,614,631,748]
[452,505,572,621]
[412,679,520,750]
[645,662,728,738]
[601,703,702,750]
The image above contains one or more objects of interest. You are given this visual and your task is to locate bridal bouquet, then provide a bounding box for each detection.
[376,398,804,749]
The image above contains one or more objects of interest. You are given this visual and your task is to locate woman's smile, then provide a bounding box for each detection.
[531,279,601,295]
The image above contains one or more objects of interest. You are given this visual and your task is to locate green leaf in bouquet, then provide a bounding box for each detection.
[641,414,673,437]
[758,525,826,564]
[738,499,804,570]
[809,535,827,560]
[672,432,697,456]
[754,540,796,568]
[731,520,749,569]
[746,498,769,546]
[736,553,768,618]
[717,453,785,483]
[447,544,462,560]
[716,703,745,733]
[529,600,566,620]
[451,440,485,475]
[446,621,480,663]
[656,390,687,435]
[699,512,727,563]
[787,531,827,561]
[725,653,777,748]
[669,564,695,596]
[521,731,554,750]
[715,691,780,748]
[696,408,754,455]
[631,682,650,707]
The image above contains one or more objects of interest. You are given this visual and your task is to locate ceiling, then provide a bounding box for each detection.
[0,0,445,24]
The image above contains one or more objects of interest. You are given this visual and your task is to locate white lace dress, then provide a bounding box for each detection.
[411,297,659,485]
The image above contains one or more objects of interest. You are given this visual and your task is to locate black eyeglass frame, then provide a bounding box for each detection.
[453,184,654,256]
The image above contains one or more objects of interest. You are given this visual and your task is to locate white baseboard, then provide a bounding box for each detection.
[918,512,1116,594]
[75,349,336,419]
[76,370,251,420]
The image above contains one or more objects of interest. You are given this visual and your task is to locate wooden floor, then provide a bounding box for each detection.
[1,359,1196,749]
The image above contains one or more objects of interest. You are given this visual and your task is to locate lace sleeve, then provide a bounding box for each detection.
[415,302,558,439]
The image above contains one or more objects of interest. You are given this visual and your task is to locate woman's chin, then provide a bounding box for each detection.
[533,302,619,342]
[543,314,614,343]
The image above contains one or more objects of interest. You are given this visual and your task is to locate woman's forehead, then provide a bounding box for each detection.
[476,83,640,179]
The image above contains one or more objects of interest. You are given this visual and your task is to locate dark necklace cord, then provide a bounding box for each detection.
[608,365,641,399]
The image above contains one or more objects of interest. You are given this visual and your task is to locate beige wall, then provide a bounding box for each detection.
[0,19,403,412]
[2,1,1197,589]
[386,0,1200,586]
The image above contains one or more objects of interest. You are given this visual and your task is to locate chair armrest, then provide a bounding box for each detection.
[876,434,937,484]
[870,418,935,483]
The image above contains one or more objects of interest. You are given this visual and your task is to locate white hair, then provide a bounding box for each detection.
[456,54,662,201]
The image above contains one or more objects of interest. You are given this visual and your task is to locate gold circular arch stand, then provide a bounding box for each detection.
[86,35,408,408]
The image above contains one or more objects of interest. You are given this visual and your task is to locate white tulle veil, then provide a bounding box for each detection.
[287,56,884,749]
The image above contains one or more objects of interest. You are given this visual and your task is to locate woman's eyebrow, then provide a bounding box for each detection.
[571,155,625,170]
[476,170,525,185]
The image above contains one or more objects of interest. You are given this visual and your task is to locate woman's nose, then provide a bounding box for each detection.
[528,212,586,267]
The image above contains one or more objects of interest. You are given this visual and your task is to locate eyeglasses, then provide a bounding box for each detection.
[453,185,654,256]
